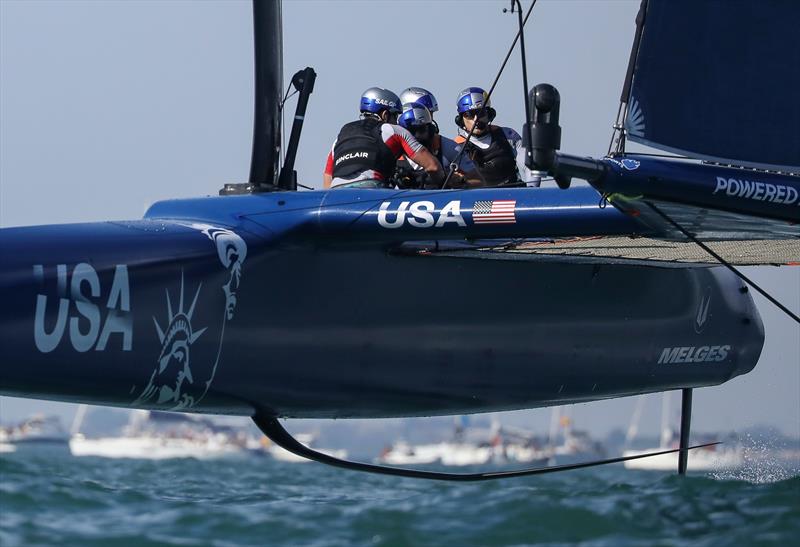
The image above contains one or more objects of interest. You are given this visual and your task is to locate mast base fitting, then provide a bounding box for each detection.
[219,183,257,196]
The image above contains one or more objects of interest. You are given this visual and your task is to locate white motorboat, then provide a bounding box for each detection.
[377,441,492,467]
[378,418,551,467]
[504,443,551,465]
[377,440,441,466]
[437,442,494,466]
[69,431,245,460]
[69,408,249,460]
[0,414,69,451]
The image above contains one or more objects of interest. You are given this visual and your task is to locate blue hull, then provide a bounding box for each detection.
[0,188,765,417]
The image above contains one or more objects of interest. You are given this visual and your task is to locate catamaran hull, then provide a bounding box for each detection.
[224,247,763,417]
[0,210,763,418]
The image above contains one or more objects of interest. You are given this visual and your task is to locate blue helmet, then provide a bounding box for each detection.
[360,87,402,115]
[399,87,438,113]
[456,87,491,114]
[398,102,434,130]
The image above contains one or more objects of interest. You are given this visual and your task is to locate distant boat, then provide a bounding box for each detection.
[69,408,250,460]
[378,441,442,466]
[550,429,607,465]
[378,417,549,467]
[492,421,551,465]
[378,441,493,467]
[622,393,743,471]
[377,416,495,467]
[503,443,550,465]
[0,414,69,451]
[546,407,606,465]
[438,442,495,467]
[69,432,246,460]
[623,444,743,471]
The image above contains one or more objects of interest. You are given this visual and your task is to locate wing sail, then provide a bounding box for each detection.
[624,0,800,173]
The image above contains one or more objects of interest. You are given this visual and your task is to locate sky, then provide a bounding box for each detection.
[1,0,798,439]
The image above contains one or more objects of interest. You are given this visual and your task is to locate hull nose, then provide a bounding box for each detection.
[731,286,765,379]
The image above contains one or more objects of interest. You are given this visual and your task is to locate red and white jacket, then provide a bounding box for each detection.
[324,122,425,188]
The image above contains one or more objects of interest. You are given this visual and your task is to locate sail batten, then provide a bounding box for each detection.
[625,0,800,174]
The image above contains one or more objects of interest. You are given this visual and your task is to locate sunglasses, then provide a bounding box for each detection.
[462,109,488,120]
[409,124,431,135]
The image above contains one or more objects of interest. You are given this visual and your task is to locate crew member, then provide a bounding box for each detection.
[451,87,537,187]
[394,102,460,189]
[323,88,444,189]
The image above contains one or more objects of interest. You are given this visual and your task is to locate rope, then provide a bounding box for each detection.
[278,82,297,165]
[646,202,800,324]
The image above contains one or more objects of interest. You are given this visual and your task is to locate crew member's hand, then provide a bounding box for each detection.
[446,171,468,189]
[409,148,444,187]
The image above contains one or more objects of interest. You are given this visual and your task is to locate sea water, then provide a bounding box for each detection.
[1,450,798,546]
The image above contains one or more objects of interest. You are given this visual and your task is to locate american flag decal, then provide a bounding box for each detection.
[472,200,517,224]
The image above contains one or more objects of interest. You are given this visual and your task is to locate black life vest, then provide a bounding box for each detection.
[332,118,397,179]
[392,134,442,189]
[430,134,443,166]
[461,127,517,185]
[394,135,442,172]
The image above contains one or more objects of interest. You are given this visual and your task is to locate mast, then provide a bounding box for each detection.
[624,394,646,448]
[248,0,283,189]
[660,392,672,448]
[70,404,89,436]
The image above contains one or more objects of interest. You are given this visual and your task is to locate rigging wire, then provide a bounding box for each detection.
[510,0,534,170]
[278,82,299,166]
[607,101,626,156]
[646,202,800,325]
[442,0,538,189]
[608,0,648,156]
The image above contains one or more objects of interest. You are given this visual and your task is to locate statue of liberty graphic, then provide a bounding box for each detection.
[134,224,247,410]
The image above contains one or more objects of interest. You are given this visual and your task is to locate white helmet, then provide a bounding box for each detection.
[360,87,402,115]
[399,87,438,113]
[398,102,434,129]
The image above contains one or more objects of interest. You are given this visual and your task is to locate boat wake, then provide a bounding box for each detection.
[709,433,800,484]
